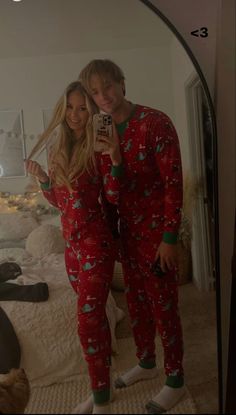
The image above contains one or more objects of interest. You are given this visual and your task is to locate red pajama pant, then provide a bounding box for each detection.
[64,234,115,391]
[121,232,184,378]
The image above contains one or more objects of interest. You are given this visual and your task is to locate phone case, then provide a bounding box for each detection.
[93,114,112,152]
[150,259,167,278]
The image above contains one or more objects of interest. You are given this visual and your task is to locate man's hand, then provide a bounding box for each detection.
[155,241,178,273]
[98,121,122,166]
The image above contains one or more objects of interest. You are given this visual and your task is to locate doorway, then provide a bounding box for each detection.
[185,75,215,291]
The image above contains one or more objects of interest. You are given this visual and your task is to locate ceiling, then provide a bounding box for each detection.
[0,0,173,59]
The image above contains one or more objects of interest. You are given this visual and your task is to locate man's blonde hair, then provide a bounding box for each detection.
[79,59,125,95]
[28,81,97,191]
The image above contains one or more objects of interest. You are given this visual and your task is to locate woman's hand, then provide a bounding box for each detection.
[25,159,49,183]
[97,121,122,166]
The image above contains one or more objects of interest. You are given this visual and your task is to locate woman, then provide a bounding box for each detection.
[25,81,123,414]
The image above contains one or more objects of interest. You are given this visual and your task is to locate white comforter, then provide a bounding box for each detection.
[0,248,124,387]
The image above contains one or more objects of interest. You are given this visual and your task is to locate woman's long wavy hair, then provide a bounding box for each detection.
[28,81,97,191]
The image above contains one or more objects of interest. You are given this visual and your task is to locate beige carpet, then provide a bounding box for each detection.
[113,283,219,414]
[25,337,197,414]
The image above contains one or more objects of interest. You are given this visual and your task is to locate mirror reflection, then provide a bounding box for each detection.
[0,1,218,414]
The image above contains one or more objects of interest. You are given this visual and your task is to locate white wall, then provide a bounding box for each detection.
[170,36,197,174]
[0,45,174,194]
[150,0,219,100]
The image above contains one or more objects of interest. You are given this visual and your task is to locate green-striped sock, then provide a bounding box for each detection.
[92,388,110,405]
[166,375,184,388]
[139,359,156,369]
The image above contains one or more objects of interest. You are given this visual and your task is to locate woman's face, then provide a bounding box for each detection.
[65,90,89,138]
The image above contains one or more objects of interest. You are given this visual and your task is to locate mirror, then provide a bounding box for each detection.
[0,1,219,414]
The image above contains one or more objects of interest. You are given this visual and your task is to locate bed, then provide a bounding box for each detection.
[0,211,125,388]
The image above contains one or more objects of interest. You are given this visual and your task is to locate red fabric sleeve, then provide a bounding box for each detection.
[96,154,124,205]
[149,113,183,243]
[40,181,59,209]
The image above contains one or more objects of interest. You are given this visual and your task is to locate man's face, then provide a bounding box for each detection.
[89,74,125,115]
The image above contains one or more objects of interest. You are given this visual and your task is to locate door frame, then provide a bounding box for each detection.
[185,74,214,291]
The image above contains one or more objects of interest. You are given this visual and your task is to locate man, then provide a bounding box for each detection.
[79,59,185,414]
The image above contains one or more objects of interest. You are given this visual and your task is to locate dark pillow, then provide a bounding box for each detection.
[0,262,22,283]
[0,307,21,373]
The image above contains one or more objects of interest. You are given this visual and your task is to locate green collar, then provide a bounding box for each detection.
[116,104,136,136]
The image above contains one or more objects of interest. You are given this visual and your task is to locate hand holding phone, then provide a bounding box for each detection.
[93,113,122,165]
[93,114,113,153]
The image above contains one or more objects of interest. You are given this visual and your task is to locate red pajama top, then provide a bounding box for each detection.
[101,104,183,244]
[40,154,123,242]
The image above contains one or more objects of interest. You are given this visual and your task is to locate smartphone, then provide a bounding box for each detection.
[150,259,166,278]
[93,113,112,152]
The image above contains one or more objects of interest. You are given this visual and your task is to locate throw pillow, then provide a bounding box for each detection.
[0,212,39,241]
[25,224,65,259]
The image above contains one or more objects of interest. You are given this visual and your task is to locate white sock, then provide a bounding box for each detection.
[71,394,93,414]
[114,365,158,388]
[92,402,111,414]
[145,385,186,413]
[71,389,114,414]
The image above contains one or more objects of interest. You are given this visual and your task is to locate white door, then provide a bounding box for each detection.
[185,75,215,291]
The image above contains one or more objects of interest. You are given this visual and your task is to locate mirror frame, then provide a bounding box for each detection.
[139,0,222,412]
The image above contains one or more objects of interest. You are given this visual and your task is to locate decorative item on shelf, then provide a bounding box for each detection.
[176,172,203,285]
[178,211,192,251]
[177,210,192,285]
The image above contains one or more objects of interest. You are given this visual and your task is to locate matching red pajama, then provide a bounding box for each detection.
[40,155,122,391]
[101,105,184,378]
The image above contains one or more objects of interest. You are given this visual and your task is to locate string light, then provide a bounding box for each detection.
[0,129,41,140]
[0,191,59,217]
[0,128,57,141]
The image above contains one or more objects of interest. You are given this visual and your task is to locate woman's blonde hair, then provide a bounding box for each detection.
[28,81,97,191]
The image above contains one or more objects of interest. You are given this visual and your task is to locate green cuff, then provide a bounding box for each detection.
[111,163,124,177]
[163,231,178,244]
[166,375,184,388]
[139,359,156,369]
[92,388,110,404]
[40,180,51,190]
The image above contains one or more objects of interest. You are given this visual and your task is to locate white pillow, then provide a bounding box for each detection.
[26,224,65,259]
[0,212,39,241]
[39,213,61,227]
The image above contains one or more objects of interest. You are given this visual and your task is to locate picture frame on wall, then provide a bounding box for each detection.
[0,109,26,178]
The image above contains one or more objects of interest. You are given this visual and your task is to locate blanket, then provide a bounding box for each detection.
[0,249,125,387]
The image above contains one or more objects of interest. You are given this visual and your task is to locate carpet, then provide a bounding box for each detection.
[25,337,197,414]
